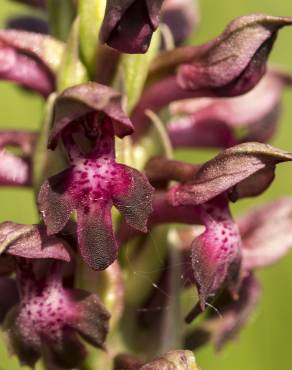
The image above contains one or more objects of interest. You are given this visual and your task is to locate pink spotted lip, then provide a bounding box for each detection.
[191,197,242,308]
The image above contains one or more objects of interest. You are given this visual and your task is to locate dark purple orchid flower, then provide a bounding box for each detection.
[138,145,292,307]
[114,350,198,370]
[0,220,71,316]
[0,131,36,187]
[0,30,63,96]
[100,0,164,53]
[161,0,200,45]
[167,70,291,149]
[38,83,154,271]
[4,261,110,369]
[131,14,292,136]
[178,197,292,346]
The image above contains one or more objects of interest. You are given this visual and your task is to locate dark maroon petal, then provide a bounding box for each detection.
[38,169,75,235]
[0,222,71,262]
[190,196,242,308]
[68,289,110,348]
[49,83,134,149]
[171,142,292,205]
[228,167,275,202]
[42,330,86,369]
[112,164,154,232]
[100,0,164,53]
[185,273,260,351]
[177,15,292,95]
[4,306,40,368]
[161,0,200,45]
[77,202,118,270]
[0,277,18,323]
[239,198,292,270]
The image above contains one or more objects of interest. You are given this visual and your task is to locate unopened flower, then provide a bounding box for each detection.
[0,30,63,96]
[100,0,164,53]
[4,261,110,368]
[39,83,154,270]
[132,14,292,136]
[181,198,292,347]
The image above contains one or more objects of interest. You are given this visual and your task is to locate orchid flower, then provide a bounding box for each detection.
[38,83,154,270]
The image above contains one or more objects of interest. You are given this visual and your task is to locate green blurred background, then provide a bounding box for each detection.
[1,0,292,369]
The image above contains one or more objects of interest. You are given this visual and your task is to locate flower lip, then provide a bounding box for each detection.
[190,196,242,309]
[48,82,134,150]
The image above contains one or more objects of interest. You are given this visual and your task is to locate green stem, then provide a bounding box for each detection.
[47,0,75,41]
[79,0,107,77]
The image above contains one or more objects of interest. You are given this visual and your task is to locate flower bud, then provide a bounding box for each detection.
[100,0,164,53]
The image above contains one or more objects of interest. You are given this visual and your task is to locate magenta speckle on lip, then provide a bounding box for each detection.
[191,196,242,308]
